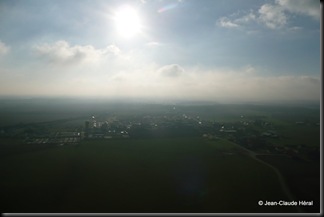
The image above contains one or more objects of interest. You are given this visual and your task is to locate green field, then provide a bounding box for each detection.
[0,137,298,213]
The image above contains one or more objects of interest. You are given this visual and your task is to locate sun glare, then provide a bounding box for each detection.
[114,5,142,38]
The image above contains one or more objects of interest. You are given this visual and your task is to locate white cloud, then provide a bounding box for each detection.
[217,5,287,30]
[157,64,185,77]
[258,3,287,29]
[216,17,240,28]
[218,0,320,31]
[234,11,257,24]
[276,0,320,20]
[0,40,10,55]
[105,44,121,56]
[34,40,120,65]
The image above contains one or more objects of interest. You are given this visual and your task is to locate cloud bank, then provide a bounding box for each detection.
[0,57,319,102]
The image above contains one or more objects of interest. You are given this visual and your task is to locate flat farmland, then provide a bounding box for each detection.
[0,137,298,213]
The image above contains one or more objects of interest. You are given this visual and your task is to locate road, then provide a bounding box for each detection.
[226,140,304,213]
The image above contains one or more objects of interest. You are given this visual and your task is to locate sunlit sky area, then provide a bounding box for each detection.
[0,0,321,103]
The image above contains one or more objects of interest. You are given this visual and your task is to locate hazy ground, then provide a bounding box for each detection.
[0,98,320,213]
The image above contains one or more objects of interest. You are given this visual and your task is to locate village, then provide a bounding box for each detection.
[0,108,315,163]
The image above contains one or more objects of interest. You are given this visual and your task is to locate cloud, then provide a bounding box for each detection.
[217,0,320,31]
[216,17,240,28]
[105,44,121,56]
[157,64,185,77]
[234,11,257,24]
[276,0,320,20]
[258,3,287,29]
[0,40,10,55]
[34,40,120,65]
[217,5,287,30]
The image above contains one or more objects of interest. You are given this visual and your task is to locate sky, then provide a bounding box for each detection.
[0,0,321,103]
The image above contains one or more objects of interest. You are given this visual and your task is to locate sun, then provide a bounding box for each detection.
[114,5,142,38]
